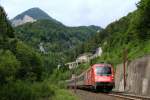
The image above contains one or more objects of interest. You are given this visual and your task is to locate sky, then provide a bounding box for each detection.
[0,0,140,28]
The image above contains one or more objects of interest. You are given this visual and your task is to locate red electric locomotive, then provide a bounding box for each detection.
[67,63,115,92]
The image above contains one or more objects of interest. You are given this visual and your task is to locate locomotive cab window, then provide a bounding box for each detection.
[96,66,111,76]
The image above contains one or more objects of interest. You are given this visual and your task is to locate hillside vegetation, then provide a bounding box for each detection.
[74,0,150,66]
[0,6,78,100]
[15,20,101,63]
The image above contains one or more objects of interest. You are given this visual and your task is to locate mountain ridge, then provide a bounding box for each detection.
[11,7,61,26]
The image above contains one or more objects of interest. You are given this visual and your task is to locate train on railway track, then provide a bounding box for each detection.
[67,63,115,92]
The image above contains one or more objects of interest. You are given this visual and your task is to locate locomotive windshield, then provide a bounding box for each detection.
[96,66,111,76]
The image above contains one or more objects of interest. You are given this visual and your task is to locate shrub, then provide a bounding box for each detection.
[0,81,55,100]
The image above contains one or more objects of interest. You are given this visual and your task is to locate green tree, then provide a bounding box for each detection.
[0,6,14,38]
[0,50,20,84]
[0,6,14,50]
[15,42,43,81]
[136,0,150,40]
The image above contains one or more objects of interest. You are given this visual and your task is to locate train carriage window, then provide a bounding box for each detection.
[96,66,111,76]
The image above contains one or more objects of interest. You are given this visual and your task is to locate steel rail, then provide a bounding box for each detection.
[108,92,150,100]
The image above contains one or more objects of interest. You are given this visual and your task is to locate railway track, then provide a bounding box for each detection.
[71,89,150,100]
[109,92,150,100]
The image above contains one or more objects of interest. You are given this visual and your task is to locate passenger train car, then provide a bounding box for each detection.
[67,63,115,92]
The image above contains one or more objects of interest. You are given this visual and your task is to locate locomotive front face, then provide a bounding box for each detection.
[94,64,115,89]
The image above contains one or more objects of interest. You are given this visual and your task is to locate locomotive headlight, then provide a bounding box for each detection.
[112,75,114,80]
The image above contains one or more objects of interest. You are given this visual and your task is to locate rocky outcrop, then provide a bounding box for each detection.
[114,55,150,96]
[12,15,36,26]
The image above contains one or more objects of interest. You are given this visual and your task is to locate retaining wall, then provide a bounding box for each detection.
[114,55,150,96]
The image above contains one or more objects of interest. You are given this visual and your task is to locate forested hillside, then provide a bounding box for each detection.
[15,20,100,51]
[14,19,101,62]
[0,6,44,83]
[0,6,77,100]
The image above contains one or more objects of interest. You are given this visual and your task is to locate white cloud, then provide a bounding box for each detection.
[0,0,140,27]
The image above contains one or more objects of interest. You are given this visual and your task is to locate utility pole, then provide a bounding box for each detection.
[73,50,77,93]
[123,49,127,91]
[74,62,77,93]
[72,61,78,93]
